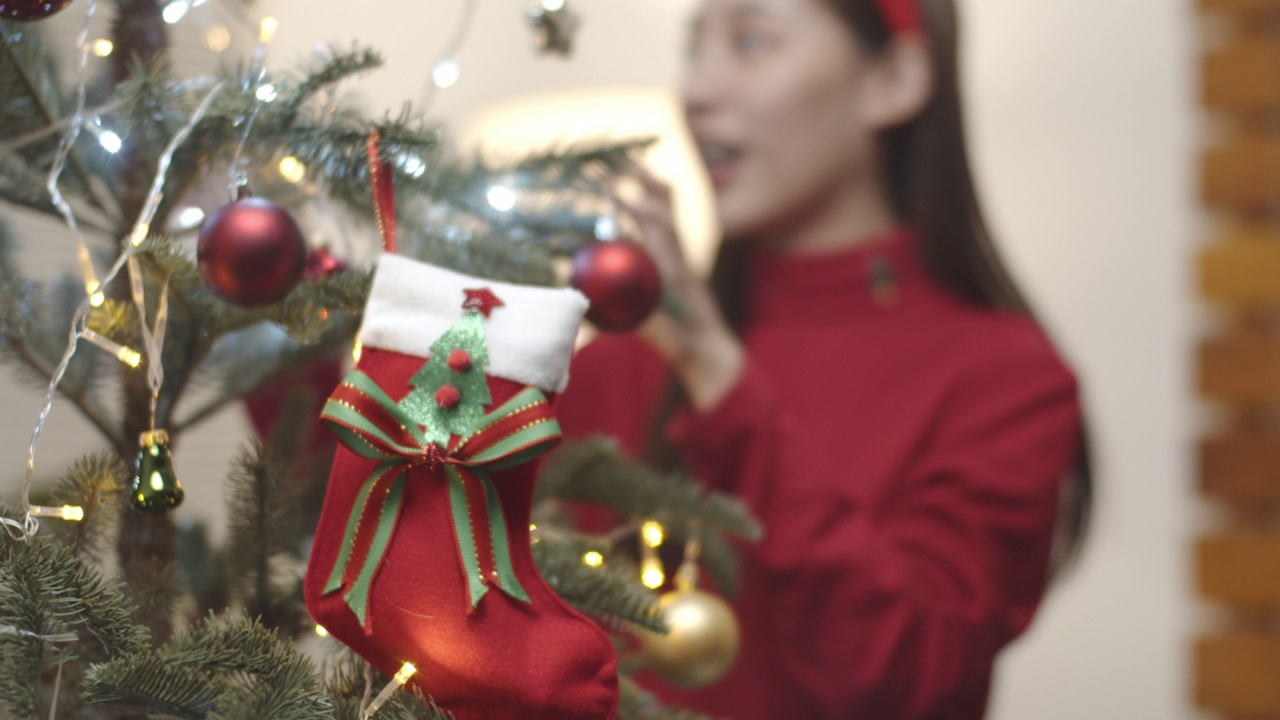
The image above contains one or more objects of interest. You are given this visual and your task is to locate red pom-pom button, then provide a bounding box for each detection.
[447,349,472,373]
[434,385,462,409]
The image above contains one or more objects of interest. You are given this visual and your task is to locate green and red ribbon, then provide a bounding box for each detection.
[319,369,561,628]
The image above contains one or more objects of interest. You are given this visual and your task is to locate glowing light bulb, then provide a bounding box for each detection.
[432,58,460,89]
[642,558,665,590]
[642,520,665,548]
[98,130,122,154]
[394,663,417,683]
[255,83,278,103]
[175,206,206,228]
[162,1,190,24]
[117,347,142,368]
[85,279,105,307]
[90,39,114,57]
[259,16,279,43]
[29,505,85,522]
[363,662,418,719]
[399,154,427,178]
[542,0,565,10]
[204,26,231,52]
[315,625,330,638]
[352,340,363,363]
[130,222,151,247]
[594,215,617,240]
[486,184,516,212]
[278,156,306,184]
[583,551,604,567]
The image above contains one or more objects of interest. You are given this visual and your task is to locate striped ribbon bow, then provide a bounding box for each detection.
[320,369,561,628]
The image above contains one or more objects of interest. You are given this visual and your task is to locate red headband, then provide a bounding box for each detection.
[874,0,920,33]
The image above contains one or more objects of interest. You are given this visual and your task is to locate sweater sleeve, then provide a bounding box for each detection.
[667,340,1081,718]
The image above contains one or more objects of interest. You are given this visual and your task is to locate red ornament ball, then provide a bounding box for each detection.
[197,197,307,307]
[569,240,662,332]
[0,0,73,21]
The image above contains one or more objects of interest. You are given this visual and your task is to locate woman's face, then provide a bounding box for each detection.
[683,0,881,242]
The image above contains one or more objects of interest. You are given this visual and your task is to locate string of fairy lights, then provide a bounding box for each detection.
[0,0,712,714]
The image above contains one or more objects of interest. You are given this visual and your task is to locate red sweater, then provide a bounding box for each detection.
[555,229,1081,720]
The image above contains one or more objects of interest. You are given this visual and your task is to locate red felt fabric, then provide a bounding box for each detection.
[556,229,1081,719]
[305,347,619,720]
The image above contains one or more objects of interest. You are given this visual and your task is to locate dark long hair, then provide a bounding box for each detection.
[651,0,1092,574]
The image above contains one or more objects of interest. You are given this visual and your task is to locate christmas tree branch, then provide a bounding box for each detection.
[6,334,124,449]
[0,510,150,716]
[48,451,126,562]
[84,649,219,719]
[204,658,333,720]
[398,224,557,286]
[324,654,456,720]
[278,45,384,126]
[531,533,666,634]
[0,21,111,217]
[89,616,334,719]
[223,420,310,632]
[536,438,763,541]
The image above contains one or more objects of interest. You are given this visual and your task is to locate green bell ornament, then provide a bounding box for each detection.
[130,429,184,514]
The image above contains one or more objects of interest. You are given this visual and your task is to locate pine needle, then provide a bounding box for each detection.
[323,654,456,720]
[84,649,220,719]
[536,438,763,541]
[532,533,667,633]
[0,516,148,715]
[48,452,126,561]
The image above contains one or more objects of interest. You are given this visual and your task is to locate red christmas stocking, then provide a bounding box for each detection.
[304,254,618,720]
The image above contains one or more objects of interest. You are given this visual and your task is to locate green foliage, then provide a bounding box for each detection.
[84,649,220,719]
[222,415,311,633]
[425,139,653,247]
[87,615,333,720]
[0,19,103,216]
[323,653,456,720]
[0,223,37,342]
[0,510,149,717]
[397,224,558,287]
[48,451,126,561]
[1,6,742,718]
[537,438,763,541]
[531,532,666,634]
[536,438,762,594]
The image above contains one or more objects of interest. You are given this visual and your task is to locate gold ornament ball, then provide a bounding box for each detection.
[639,589,741,688]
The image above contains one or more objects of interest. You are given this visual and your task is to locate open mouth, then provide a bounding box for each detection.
[698,143,742,187]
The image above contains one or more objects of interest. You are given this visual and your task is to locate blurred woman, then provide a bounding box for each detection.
[557,0,1090,717]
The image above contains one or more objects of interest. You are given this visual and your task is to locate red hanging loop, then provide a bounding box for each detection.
[367,129,397,253]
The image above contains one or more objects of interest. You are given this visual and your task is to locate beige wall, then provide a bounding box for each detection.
[1,0,1194,716]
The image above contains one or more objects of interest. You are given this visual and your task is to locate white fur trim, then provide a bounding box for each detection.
[358,253,589,393]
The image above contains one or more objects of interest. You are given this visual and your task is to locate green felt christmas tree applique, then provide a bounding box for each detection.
[398,311,492,446]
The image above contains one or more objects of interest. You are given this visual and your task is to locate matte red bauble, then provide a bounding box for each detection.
[569,240,662,332]
[0,0,73,21]
[197,197,307,307]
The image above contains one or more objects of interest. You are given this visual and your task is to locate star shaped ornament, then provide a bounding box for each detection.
[526,0,580,58]
[462,288,505,318]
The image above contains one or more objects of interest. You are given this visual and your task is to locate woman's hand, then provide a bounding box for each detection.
[614,165,744,412]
